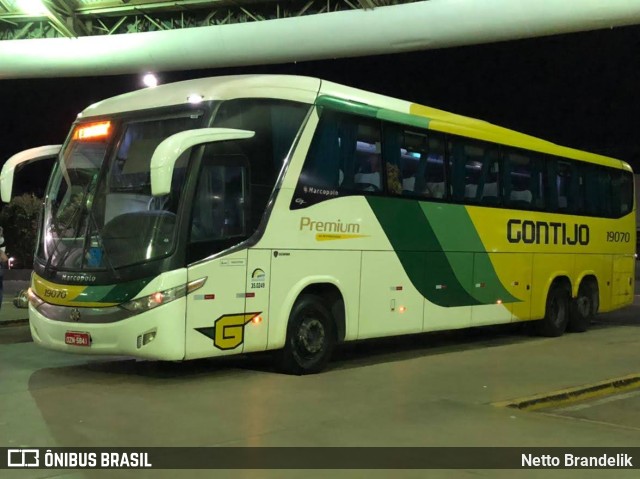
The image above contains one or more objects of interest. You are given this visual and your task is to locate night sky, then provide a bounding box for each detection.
[2,24,640,196]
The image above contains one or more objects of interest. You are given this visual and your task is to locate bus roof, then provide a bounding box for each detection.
[79,74,322,118]
[79,74,630,172]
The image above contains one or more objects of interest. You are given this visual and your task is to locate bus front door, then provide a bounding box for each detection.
[184,250,248,360]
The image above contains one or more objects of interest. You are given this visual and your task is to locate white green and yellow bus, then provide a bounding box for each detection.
[1,75,635,374]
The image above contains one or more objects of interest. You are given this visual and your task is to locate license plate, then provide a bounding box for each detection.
[65,331,91,347]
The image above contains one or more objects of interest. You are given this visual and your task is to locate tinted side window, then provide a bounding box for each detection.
[547,159,633,218]
[294,110,382,208]
[613,170,634,217]
[583,164,604,216]
[554,159,581,213]
[350,121,383,193]
[505,149,545,210]
[387,127,446,199]
[295,108,634,218]
[449,138,502,205]
[448,137,472,202]
[214,99,308,221]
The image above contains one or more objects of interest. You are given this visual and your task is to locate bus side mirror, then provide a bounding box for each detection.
[0,145,61,203]
[149,128,255,196]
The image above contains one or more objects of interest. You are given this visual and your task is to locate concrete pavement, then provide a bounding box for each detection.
[1,266,640,478]
[2,298,640,478]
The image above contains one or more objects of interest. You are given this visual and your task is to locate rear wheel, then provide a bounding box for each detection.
[276,294,336,375]
[535,283,570,337]
[568,280,598,333]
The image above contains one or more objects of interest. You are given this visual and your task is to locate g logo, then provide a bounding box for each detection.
[212,313,261,350]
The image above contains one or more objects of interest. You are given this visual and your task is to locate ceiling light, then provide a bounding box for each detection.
[142,73,158,88]
[15,0,49,15]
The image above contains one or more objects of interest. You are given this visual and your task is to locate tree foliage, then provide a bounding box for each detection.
[0,194,43,269]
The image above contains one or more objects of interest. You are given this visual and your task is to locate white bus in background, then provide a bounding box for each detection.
[1,75,634,374]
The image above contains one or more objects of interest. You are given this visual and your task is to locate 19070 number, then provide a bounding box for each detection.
[606,231,631,243]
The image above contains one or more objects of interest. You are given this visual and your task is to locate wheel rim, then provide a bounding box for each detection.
[576,296,590,317]
[551,294,567,328]
[295,315,326,359]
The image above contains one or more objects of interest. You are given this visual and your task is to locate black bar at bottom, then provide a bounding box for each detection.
[1,447,638,469]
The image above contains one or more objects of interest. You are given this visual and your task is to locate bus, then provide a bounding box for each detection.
[1,75,635,374]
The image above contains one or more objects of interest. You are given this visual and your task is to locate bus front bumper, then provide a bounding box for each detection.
[28,299,186,361]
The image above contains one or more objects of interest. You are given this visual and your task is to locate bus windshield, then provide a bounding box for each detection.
[39,113,204,272]
[37,98,310,274]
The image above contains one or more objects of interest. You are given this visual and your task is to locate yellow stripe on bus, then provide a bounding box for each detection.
[32,275,119,307]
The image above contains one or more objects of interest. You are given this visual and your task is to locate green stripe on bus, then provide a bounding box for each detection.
[100,277,154,303]
[316,95,430,129]
[316,95,379,118]
[420,203,519,304]
[72,284,118,302]
[367,197,518,306]
[72,277,153,304]
[366,197,480,307]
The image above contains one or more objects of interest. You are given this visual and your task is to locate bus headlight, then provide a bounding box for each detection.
[120,277,206,313]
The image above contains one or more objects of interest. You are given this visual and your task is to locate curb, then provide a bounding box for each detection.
[493,373,640,411]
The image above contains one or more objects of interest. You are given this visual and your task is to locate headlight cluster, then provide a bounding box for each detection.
[120,277,206,313]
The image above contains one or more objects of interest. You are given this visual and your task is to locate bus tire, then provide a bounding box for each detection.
[276,294,336,375]
[568,280,598,333]
[535,283,570,337]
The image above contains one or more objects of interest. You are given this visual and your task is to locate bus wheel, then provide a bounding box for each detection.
[535,283,570,337]
[568,281,598,333]
[277,294,336,375]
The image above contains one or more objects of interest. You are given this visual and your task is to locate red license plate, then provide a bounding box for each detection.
[65,331,91,347]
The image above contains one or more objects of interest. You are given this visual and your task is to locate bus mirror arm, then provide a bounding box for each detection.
[149,128,255,196]
[0,145,61,203]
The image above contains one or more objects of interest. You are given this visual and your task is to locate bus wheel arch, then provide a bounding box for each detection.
[276,283,344,375]
[535,276,571,337]
[568,276,599,333]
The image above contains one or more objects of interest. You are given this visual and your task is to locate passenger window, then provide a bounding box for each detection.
[557,161,573,212]
[294,110,383,208]
[399,137,420,194]
[448,137,468,202]
[213,99,308,229]
[461,146,484,203]
[505,150,545,210]
[547,158,581,213]
[448,138,500,205]
[348,121,383,193]
[582,163,612,217]
[612,170,634,217]
[479,151,501,206]
[353,150,383,192]
[392,129,446,199]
